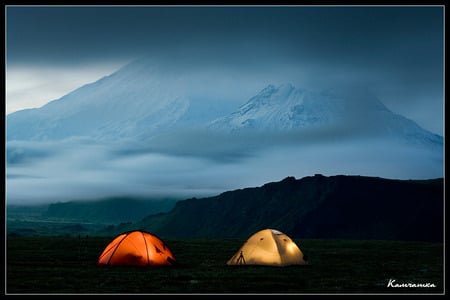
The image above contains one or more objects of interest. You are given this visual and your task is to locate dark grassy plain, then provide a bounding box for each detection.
[6,236,443,294]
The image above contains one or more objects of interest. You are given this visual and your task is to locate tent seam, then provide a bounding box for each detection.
[142,231,151,265]
[106,232,130,265]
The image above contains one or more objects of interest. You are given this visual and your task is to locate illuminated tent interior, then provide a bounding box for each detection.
[97,230,176,266]
[227,228,307,266]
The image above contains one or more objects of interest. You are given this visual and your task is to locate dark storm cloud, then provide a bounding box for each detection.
[6,6,291,65]
[6,5,443,81]
[6,6,443,67]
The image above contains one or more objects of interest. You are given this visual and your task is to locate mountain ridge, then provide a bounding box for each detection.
[128,174,443,242]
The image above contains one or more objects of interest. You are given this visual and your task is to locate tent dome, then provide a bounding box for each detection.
[227,228,307,266]
[98,230,176,266]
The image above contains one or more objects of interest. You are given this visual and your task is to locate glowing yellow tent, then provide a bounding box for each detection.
[97,230,176,266]
[227,229,307,266]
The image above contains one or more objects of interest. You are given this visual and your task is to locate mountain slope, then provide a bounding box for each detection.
[6,58,231,142]
[130,174,443,242]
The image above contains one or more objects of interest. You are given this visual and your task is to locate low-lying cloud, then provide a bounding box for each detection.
[6,130,443,205]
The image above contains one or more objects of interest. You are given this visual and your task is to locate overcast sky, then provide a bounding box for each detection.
[6,5,444,136]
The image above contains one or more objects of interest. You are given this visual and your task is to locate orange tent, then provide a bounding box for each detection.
[97,230,176,266]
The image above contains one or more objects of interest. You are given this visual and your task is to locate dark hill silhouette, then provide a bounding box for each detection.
[131,174,443,242]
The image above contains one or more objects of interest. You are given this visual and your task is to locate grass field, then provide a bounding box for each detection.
[6,236,444,294]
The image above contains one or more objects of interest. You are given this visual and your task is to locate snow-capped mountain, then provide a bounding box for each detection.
[6,58,232,142]
[6,58,443,151]
[208,83,443,148]
[209,83,377,131]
